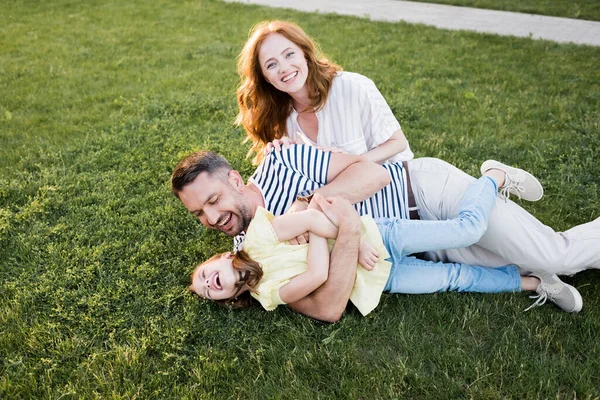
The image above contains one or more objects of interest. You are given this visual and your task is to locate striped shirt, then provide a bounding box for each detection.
[234,145,410,250]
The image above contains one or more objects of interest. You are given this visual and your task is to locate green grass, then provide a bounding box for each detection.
[1,0,599,398]
[403,0,600,21]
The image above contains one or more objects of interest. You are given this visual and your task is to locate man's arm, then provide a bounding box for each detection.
[285,148,391,217]
[284,148,391,245]
[315,152,391,204]
[287,196,361,323]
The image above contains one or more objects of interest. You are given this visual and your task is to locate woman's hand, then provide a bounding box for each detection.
[315,145,344,154]
[264,137,297,154]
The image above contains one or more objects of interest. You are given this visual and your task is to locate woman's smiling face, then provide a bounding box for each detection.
[258,33,309,97]
[191,253,243,301]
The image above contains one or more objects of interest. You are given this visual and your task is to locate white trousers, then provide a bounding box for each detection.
[407,158,600,275]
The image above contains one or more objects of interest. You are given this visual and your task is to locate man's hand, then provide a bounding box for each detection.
[312,193,360,230]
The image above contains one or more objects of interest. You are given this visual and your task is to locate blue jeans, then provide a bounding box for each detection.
[377,176,522,294]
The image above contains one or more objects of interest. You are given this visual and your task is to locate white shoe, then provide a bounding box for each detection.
[480,160,544,201]
[524,273,583,313]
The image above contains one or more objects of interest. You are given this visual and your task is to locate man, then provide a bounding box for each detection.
[171,145,599,321]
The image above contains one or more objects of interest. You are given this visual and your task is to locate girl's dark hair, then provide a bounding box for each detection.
[189,250,263,309]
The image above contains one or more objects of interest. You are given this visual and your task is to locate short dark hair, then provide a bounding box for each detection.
[171,151,232,198]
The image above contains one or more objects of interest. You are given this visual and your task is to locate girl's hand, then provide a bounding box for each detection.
[358,240,379,271]
[264,137,297,154]
[286,193,325,244]
[286,200,310,245]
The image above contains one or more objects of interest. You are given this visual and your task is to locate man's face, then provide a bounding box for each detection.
[178,171,253,236]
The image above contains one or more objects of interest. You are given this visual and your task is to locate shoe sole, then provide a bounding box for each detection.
[563,283,583,313]
[530,273,584,313]
[548,273,583,313]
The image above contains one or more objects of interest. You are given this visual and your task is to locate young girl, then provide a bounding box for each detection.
[189,162,582,315]
[237,20,412,165]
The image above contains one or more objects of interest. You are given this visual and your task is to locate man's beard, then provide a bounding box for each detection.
[227,190,253,236]
[237,200,253,234]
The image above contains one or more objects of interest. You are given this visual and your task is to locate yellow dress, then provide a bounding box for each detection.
[243,207,392,316]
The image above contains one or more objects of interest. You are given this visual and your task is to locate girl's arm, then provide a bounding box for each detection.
[362,129,408,164]
[270,207,339,242]
[278,232,330,304]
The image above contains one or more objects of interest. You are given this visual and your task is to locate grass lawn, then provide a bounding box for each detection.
[1,0,599,398]
[404,0,600,21]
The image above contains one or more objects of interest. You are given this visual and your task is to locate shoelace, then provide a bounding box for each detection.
[523,291,549,312]
[523,282,563,312]
[499,174,525,202]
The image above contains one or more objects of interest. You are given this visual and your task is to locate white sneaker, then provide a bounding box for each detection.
[524,273,583,313]
[480,160,544,201]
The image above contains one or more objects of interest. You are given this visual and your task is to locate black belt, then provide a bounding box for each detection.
[403,161,420,220]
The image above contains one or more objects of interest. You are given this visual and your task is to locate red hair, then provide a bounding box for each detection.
[236,20,342,164]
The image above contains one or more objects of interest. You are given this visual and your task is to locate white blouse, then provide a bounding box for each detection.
[286,71,413,163]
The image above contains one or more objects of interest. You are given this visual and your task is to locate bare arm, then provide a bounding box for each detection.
[271,207,339,242]
[362,129,408,164]
[287,196,361,323]
[315,152,391,204]
[278,232,330,304]
[285,151,389,245]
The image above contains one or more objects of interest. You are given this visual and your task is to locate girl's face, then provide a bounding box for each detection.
[191,253,244,300]
[258,33,309,98]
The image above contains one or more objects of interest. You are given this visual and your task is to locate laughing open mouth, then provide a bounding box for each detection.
[211,272,222,290]
[218,213,231,228]
[282,71,298,82]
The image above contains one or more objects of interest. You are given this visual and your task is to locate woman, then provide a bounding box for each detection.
[236,20,413,165]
